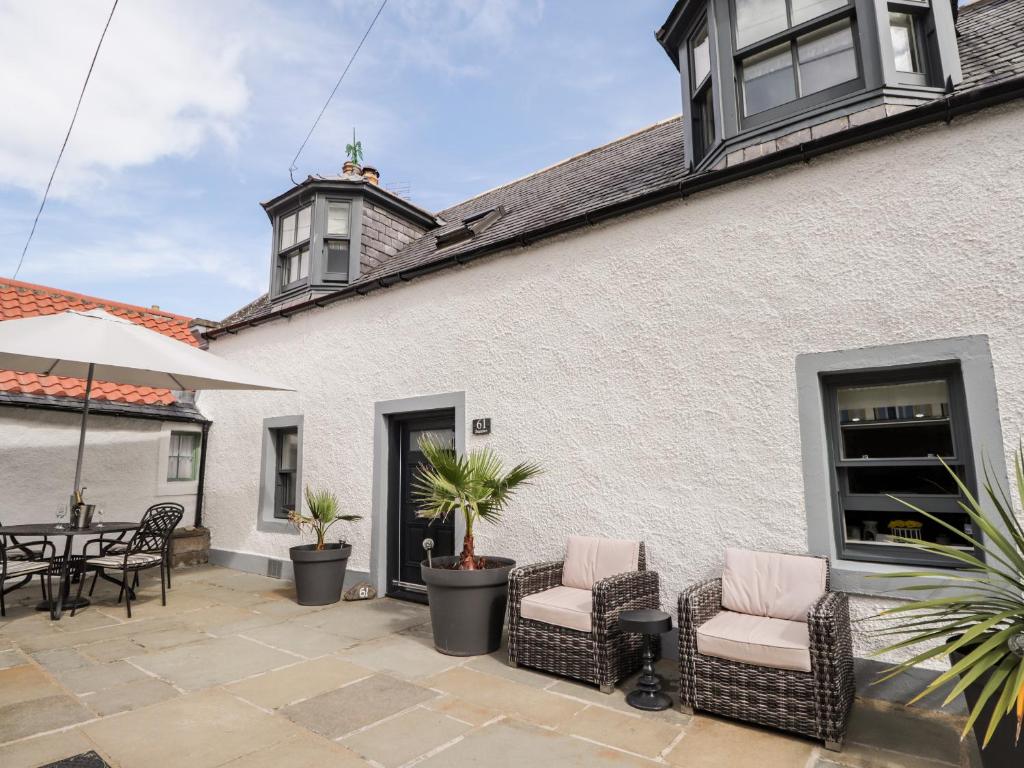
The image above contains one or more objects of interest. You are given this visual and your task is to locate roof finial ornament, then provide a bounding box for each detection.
[344,128,363,174]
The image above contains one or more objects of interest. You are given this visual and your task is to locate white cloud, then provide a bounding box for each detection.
[0,0,291,199]
[27,230,267,294]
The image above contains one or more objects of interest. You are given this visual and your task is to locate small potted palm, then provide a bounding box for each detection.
[871,447,1024,767]
[415,436,541,656]
[288,487,362,606]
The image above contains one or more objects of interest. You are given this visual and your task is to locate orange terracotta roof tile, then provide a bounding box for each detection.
[0,278,194,407]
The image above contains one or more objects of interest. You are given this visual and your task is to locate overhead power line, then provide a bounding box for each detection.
[12,0,119,280]
[288,0,388,185]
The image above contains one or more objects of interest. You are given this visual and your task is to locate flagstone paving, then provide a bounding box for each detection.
[0,565,979,767]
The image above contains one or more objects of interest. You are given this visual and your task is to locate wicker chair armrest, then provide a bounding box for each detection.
[509,560,563,597]
[678,578,723,631]
[808,591,853,670]
[593,570,660,631]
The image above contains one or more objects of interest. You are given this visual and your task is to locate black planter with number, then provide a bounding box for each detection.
[951,644,1024,767]
[421,556,515,656]
[290,542,351,606]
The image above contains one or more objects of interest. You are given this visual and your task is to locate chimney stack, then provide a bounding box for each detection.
[361,166,380,185]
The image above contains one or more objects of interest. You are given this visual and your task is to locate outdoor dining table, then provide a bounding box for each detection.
[0,521,138,620]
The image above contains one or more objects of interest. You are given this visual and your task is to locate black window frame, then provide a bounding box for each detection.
[729,0,865,127]
[688,17,717,163]
[276,202,312,293]
[272,426,299,520]
[822,362,979,567]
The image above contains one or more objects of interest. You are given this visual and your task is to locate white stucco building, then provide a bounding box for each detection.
[0,280,208,532]
[197,0,1024,661]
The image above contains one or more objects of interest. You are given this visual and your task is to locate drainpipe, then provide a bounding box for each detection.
[193,421,211,528]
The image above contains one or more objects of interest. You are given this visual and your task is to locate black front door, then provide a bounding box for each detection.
[387,411,456,602]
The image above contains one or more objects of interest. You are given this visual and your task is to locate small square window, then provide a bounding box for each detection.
[797,20,858,97]
[167,432,199,481]
[735,0,789,49]
[742,43,796,115]
[325,239,350,276]
[327,201,351,236]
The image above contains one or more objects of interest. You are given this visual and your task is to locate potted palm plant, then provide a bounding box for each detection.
[288,486,362,606]
[871,448,1024,767]
[414,436,541,656]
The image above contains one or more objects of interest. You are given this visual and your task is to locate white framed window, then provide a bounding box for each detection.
[167,431,199,481]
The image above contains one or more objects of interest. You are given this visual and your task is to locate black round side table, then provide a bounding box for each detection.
[619,608,673,711]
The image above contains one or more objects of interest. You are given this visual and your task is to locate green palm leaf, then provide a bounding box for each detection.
[869,445,1024,750]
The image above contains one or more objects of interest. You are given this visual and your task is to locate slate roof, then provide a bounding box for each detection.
[0,279,199,411]
[219,0,1024,331]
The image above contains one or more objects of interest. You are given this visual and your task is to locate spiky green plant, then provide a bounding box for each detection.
[345,128,363,167]
[871,447,1024,749]
[288,486,362,550]
[413,436,542,570]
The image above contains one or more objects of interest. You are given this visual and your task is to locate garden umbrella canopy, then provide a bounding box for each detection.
[0,308,290,493]
[0,308,288,391]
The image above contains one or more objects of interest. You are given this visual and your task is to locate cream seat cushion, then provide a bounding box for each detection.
[696,610,812,672]
[520,585,593,632]
[721,548,826,622]
[561,536,640,590]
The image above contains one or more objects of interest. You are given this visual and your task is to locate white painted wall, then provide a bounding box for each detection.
[199,101,1024,660]
[0,408,199,535]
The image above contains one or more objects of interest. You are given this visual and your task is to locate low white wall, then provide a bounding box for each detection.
[199,100,1024,662]
[0,408,198,535]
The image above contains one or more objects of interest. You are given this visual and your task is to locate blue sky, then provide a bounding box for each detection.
[0,1,682,320]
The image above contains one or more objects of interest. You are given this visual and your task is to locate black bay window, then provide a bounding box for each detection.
[824,364,977,566]
[734,0,861,120]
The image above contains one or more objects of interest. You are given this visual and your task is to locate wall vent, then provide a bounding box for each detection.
[266,559,283,579]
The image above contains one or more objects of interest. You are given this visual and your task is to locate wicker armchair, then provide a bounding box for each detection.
[508,539,659,692]
[678,553,855,751]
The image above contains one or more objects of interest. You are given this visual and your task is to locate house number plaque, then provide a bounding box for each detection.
[472,418,491,435]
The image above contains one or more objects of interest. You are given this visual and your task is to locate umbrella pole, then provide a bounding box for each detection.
[73,363,95,496]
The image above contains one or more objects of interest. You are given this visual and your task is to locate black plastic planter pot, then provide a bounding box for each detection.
[290,543,351,606]
[951,645,1024,767]
[421,556,515,656]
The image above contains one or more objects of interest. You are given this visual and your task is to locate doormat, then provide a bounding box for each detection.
[42,752,111,768]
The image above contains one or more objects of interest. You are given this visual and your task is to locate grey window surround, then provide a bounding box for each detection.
[258,415,304,534]
[797,336,1007,597]
[369,392,466,597]
[267,194,364,303]
[664,0,962,172]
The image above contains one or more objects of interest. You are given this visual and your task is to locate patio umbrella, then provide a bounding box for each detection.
[0,308,290,496]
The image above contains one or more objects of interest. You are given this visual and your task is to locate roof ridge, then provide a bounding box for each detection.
[441,115,683,214]
[0,278,191,322]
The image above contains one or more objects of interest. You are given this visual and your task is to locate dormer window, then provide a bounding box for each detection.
[735,0,860,119]
[659,0,961,172]
[277,204,311,290]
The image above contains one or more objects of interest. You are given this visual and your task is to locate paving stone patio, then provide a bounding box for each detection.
[0,565,979,767]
